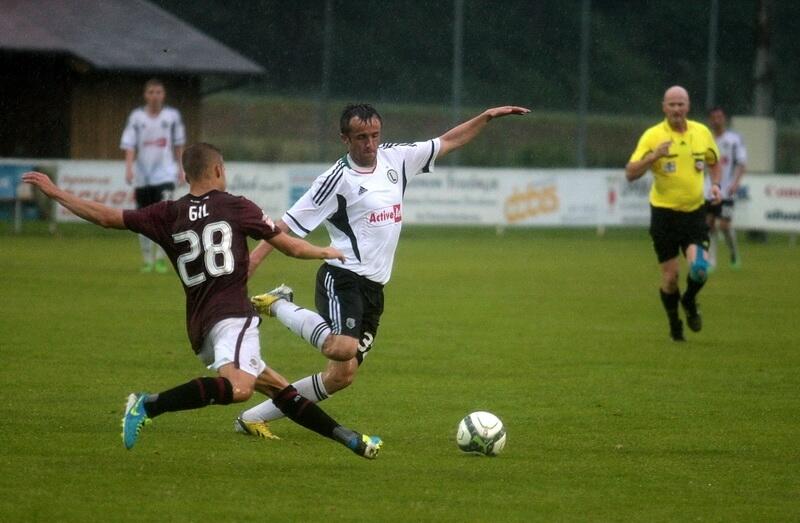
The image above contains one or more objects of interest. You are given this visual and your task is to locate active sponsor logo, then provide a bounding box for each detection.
[368,204,402,225]
[143,137,168,147]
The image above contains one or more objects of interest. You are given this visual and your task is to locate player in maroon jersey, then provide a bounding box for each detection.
[22,142,382,458]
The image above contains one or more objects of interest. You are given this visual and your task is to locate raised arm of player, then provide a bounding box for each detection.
[266,230,344,263]
[438,106,530,158]
[23,171,125,229]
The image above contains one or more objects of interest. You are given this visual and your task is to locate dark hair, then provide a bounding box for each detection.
[708,105,726,115]
[340,103,382,134]
[144,78,165,90]
[182,143,222,183]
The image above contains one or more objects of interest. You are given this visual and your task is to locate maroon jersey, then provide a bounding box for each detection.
[123,190,280,352]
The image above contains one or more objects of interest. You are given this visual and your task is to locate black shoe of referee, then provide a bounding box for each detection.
[680,296,702,333]
[670,319,686,342]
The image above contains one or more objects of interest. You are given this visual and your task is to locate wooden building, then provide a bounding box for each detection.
[0,0,263,159]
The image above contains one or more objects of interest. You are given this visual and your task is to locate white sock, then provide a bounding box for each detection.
[723,228,739,262]
[242,373,329,422]
[138,235,153,264]
[708,232,718,267]
[272,300,331,351]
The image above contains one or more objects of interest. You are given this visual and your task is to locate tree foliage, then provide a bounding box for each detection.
[155,0,800,118]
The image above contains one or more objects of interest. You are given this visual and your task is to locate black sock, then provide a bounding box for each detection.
[273,385,342,441]
[659,288,681,324]
[683,276,705,303]
[143,377,233,418]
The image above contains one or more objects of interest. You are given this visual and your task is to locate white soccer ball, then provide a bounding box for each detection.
[456,411,507,456]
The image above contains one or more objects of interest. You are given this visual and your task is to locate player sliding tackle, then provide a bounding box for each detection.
[23,142,382,458]
[237,104,529,439]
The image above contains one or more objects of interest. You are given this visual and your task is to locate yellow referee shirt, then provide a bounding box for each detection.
[629,119,719,212]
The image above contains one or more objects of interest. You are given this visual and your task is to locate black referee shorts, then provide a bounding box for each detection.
[649,205,710,263]
[135,182,175,209]
[315,264,384,364]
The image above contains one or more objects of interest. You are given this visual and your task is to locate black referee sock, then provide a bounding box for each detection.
[659,289,681,324]
[273,385,341,441]
[143,377,234,418]
[683,276,705,303]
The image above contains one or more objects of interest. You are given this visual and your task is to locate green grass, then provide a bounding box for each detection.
[1,223,799,521]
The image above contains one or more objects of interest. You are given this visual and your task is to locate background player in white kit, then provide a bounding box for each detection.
[236,103,529,438]
[705,106,747,269]
[121,78,186,274]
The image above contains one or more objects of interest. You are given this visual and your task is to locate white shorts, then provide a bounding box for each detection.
[197,316,266,378]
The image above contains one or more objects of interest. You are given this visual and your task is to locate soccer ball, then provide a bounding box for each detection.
[456,411,507,456]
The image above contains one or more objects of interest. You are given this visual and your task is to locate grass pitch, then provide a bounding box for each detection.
[1,223,798,521]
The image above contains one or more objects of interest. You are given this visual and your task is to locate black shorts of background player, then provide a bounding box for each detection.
[705,197,740,267]
[134,182,175,209]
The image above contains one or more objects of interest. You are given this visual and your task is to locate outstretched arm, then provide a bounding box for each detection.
[23,171,125,229]
[438,106,530,158]
[248,220,290,278]
[267,232,345,263]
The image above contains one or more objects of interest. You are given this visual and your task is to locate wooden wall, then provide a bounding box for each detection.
[69,73,201,159]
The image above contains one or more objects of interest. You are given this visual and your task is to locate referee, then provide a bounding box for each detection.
[625,86,722,341]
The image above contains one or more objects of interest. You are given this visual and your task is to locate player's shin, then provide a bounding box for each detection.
[659,288,684,341]
[271,300,331,351]
[142,377,234,418]
[272,385,378,457]
[272,385,339,439]
[246,372,328,423]
[723,228,739,264]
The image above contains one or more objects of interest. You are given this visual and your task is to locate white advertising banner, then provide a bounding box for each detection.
[54,161,290,222]
[55,161,138,222]
[222,162,292,217]
[404,168,608,226]
[735,176,800,231]
[49,161,800,232]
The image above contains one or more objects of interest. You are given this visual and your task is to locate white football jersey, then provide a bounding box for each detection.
[705,130,747,199]
[284,139,440,285]
[120,106,186,187]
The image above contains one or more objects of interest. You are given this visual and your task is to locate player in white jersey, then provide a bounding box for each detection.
[234,103,529,439]
[705,107,747,268]
[121,78,187,273]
